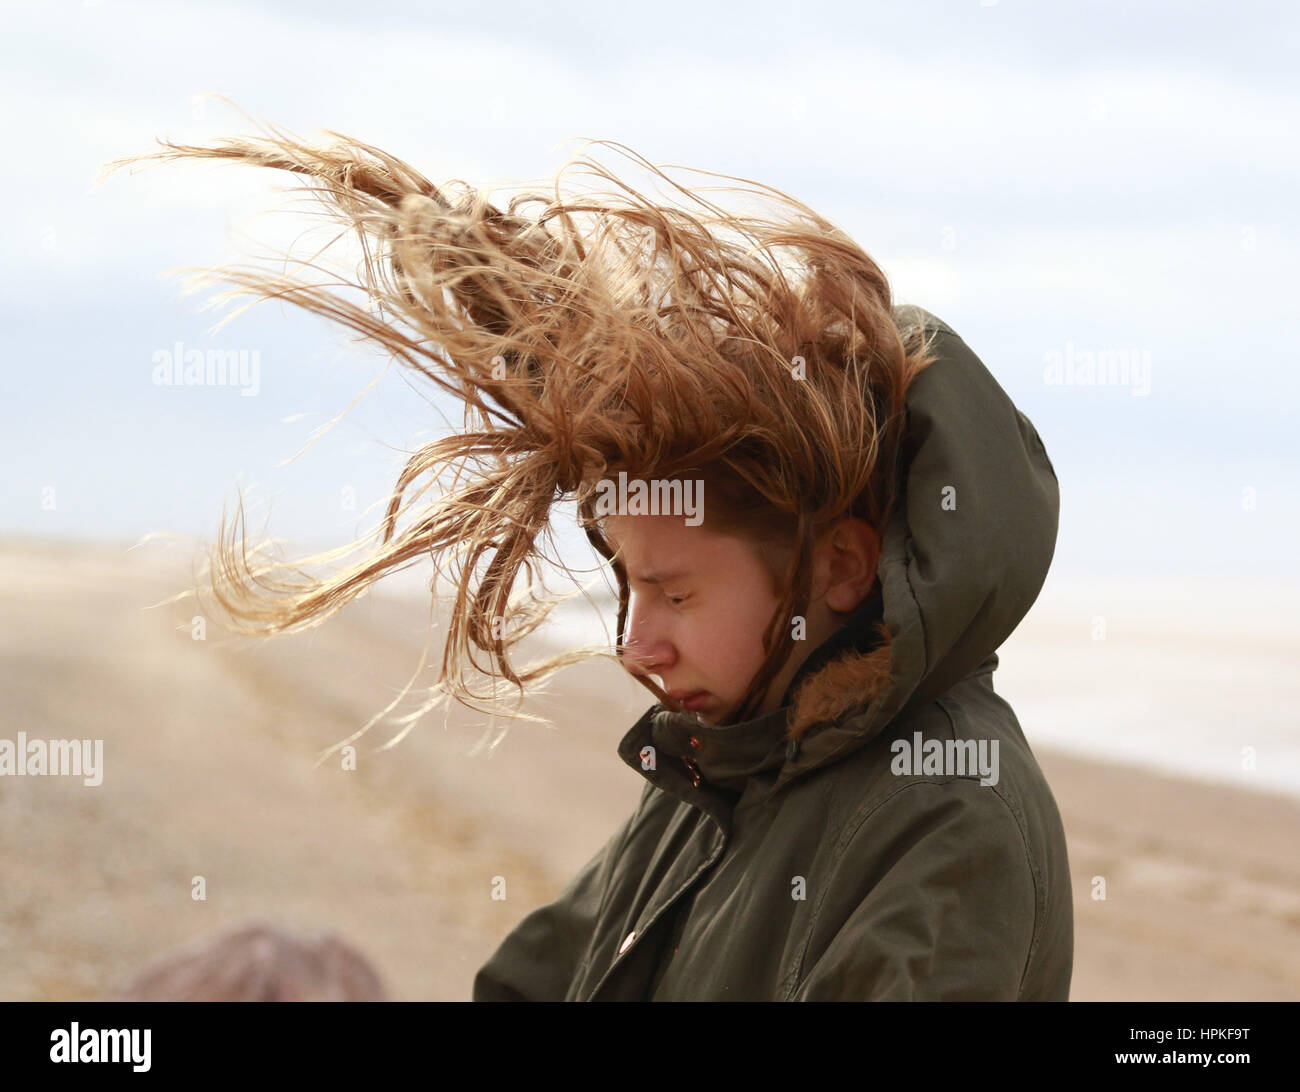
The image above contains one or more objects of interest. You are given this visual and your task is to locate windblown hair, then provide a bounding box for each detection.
[104,105,938,754]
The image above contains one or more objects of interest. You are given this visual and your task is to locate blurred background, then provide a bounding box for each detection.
[1,0,1297,1000]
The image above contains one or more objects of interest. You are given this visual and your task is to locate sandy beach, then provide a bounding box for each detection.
[1,537,1297,1001]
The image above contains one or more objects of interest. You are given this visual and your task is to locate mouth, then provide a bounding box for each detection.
[667,690,710,712]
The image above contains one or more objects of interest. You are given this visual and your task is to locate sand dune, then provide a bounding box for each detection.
[0,538,1296,1001]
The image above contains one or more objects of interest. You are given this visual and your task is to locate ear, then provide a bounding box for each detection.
[822,518,880,613]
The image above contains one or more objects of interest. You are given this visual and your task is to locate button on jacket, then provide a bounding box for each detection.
[473,306,1074,1001]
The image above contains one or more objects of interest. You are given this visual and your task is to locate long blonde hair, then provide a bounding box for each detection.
[103,106,938,755]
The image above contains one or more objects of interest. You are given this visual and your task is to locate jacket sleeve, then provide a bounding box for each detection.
[472,786,650,1001]
[789,779,1039,1001]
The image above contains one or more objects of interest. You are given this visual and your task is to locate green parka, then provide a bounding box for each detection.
[473,306,1073,1001]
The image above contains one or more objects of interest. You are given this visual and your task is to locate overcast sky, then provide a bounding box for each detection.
[3,0,1297,592]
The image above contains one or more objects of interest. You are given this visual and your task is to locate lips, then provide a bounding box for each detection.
[667,690,710,712]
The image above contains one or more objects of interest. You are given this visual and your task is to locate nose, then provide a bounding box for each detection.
[621,592,674,678]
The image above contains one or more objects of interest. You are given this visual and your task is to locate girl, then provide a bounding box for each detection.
[108,115,1073,1001]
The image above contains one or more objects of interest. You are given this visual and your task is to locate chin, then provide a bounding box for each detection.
[683,703,717,726]
[686,693,741,727]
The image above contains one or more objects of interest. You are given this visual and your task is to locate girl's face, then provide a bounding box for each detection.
[605,513,832,725]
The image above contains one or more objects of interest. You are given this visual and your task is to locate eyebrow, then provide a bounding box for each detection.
[627,567,691,586]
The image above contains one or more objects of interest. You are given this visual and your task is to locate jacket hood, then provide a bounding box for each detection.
[622,305,1060,799]
[786,305,1060,736]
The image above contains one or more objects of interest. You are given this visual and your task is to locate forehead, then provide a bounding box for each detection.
[604,513,744,577]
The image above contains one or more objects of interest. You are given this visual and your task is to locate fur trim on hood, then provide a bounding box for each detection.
[786,630,894,743]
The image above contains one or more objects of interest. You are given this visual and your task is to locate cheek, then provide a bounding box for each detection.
[692,607,767,678]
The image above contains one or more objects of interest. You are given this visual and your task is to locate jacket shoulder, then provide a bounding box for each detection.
[892,302,960,340]
[790,681,1076,998]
